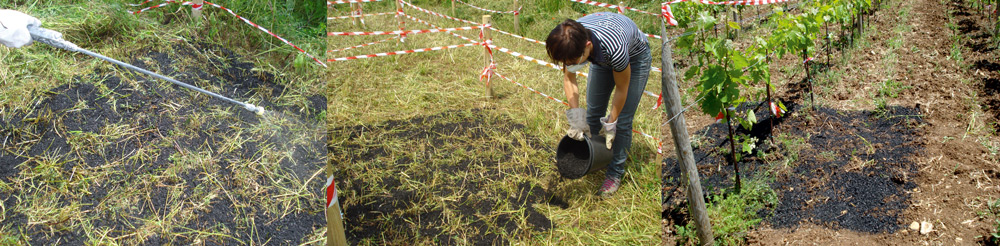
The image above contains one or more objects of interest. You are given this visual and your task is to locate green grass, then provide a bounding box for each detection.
[2,0,326,110]
[328,0,665,244]
[1,0,327,244]
[770,132,807,176]
[979,197,1000,244]
[673,176,778,245]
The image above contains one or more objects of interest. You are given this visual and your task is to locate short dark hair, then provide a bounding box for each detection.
[546,19,590,67]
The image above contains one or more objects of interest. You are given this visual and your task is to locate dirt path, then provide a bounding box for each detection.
[747,0,1000,244]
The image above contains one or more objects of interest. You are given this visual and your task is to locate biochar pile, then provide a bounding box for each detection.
[557,151,590,179]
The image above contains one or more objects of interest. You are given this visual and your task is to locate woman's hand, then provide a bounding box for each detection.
[565,108,590,141]
[599,116,615,149]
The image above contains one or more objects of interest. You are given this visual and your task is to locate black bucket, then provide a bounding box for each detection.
[555,135,613,179]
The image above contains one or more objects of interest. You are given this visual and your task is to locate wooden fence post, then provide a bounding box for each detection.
[352,3,366,27]
[513,0,520,34]
[350,3,361,25]
[660,18,715,246]
[482,15,494,99]
[326,180,348,246]
[395,0,406,42]
[192,0,204,20]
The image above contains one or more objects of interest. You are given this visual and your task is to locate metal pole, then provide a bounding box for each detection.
[28,27,263,114]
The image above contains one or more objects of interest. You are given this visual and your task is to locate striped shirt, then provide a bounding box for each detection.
[578,12,649,72]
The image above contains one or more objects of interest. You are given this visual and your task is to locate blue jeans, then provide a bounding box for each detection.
[586,49,651,180]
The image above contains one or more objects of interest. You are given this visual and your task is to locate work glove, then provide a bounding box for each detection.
[599,116,616,150]
[0,10,41,48]
[565,108,590,141]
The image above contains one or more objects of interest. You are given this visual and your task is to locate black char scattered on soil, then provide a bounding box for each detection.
[0,41,326,245]
[330,109,562,245]
[662,101,923,234]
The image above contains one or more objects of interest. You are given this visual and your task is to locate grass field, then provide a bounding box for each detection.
[326,0,999,245]
[327,0,671,244]
[1,0,328,244]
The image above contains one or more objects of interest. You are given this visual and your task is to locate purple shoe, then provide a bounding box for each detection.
[598,177,621,196]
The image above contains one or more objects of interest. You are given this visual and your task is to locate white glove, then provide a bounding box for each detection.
[599,116,616,150]
[0,10,41,48]
[565,108,590,141]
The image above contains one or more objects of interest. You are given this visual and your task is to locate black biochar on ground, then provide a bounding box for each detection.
[662,103,923,234]
[331,109,562,245]
[0,41,327,245]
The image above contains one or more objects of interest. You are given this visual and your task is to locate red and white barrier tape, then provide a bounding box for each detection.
[632,129,663,154]
[454,0,521,15]
[328,24,485,36]
[328,11,395,20]
[481,59,497,86]
[400,2,661,69]
[328,0,383,5]
[566,0,657,16]
[803,57,814,64]
[400,0,546,45]
[486,44,659,99]
[486,44,588,77]
[493,28,547,44]
[401,11,585,79]
[325,176,338,208]
[193,1,203,10]
[662,0,796,26]
[196,1,327,67]
[327,42,484,61]
[479,26,496,87]
[653,92,663,110]
[494,71,570,106]
[351,3,364,25]
[769,101,785,117]
[395,1,407,42]
[402,13,477,43]
[714,111,725,123]
[401,0,479,25]
[130,0,175,14]
[348,1,660,99]
[328,36,398,53]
